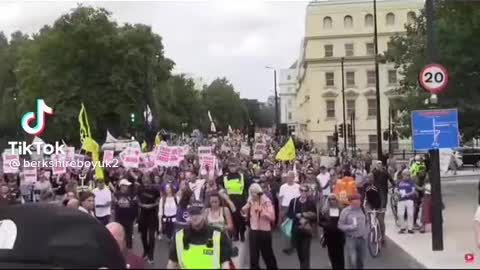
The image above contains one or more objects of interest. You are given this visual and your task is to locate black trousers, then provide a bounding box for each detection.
[162,216,175,240]
[139,215,157,260]
[249,230,278,269]
[293,232,312,269]
[414,191,424,225]
[119,220,134,249]
[325,231,345,269]
[232,208,246,240]
[97,215,110,226]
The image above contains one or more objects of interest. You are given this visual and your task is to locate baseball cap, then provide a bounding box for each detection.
[0,204,126,268]
[119,179,131,186]
[187,202,204,216]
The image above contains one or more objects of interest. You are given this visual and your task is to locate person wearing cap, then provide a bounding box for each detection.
[167,202,233,269]
[221,157,250,242]
[93,179,113,226]
[396,170,416,234]
[338,193,368,269]
[113,179,138,249]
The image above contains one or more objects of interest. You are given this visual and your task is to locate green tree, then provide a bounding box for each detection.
[385,0,480,141]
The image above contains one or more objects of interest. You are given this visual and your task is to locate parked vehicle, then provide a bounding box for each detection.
[457,148,480,167]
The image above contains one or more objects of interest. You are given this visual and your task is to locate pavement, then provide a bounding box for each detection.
[385,179,480,269]
[441,168,480,181]
[132,228,424,269]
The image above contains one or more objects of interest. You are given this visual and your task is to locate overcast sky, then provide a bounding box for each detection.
[0,0,309,101]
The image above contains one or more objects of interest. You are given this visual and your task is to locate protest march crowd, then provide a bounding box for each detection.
[0,127,434,269]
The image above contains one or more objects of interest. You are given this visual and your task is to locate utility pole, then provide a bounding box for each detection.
[274,69,279,138]
[352,110,357,157]
[341,57,347,153]
[373,0,383,160]
[388,109,392,155]
[426,0,443,251]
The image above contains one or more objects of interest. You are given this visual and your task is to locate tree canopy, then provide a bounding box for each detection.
[385,0,480,141]
[0,5,271,146]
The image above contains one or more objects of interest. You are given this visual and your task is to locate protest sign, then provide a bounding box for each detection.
[2,152,20,174]
[168,147,183,167]
[121,147,141,168]
[140,151,156,171]
[65,147,75,162]
[199,154,216,176]
[103,150,114,163]
[155,145,171,167]
[198,146,212,157]
[240,144,250,156]
[253,143,266,160]
[23,166,37,184]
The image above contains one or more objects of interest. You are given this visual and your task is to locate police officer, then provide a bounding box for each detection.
[221,158,250,242]
[166,202,233,269]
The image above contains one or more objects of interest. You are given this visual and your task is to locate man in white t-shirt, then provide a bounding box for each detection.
[278,170,300,254]
[93,180,112,225]
[187,171,206,202]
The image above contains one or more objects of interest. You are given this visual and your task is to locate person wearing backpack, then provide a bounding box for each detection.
[158,184,178,241]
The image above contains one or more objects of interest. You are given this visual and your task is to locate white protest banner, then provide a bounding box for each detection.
[73,154,85,169]
[155,145,171,167]
[253,143,267,160]
[198,146,212,157]
[23,166,37,184]
[181,145,190,156]
[168,147,183,167]
[199,154,216,176]
[103,150,114,163]
[240,144,250,156]
[2,152,20,174]
[121,147,141,168]
[51,154,67,175]
[65,147,75,162]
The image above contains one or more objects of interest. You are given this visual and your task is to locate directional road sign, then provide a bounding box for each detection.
[419,63,449,94]
[411,109,459,151]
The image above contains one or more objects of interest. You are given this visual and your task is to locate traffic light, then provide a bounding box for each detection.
[130,113,135,123]
[338,124,344,138]
[333,125,339,142]
[383,130,389,141]
[347,124,352,138]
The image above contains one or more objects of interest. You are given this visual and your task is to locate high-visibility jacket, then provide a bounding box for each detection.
[175,229,221,269]
[223,174,245,195]
[333,176,358,205]
[410,161,426,177]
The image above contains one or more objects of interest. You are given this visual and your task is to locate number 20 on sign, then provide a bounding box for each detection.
[419,63,449,94]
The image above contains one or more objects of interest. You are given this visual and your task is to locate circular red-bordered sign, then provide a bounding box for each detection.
[419,63,449,94]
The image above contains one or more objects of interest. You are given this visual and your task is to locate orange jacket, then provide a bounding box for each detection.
[333,176,358,205]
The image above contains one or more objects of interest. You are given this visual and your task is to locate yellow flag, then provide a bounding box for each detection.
[141,140,148,152]
[78,103,91,144]
[155,133,161,146]
[79,104,104,180]
[275,137,296,161]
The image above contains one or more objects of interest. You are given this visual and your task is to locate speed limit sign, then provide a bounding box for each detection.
[419,63,449,94]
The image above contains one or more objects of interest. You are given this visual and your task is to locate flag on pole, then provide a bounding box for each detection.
[228,125,233,134]
[275,137,296,161]
[78,103,104,180]
[144,105,153,126]
[143,104,155,150]
[208,110,216,133]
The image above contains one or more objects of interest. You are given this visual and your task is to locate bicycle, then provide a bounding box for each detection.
[389,187,401,228]
[366,209,385,258]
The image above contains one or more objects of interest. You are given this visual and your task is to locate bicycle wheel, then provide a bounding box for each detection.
[368,223,381,257]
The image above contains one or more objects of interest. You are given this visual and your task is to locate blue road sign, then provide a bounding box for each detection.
[411,109,459,151]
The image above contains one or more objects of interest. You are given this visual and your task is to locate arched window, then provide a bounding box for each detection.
[386,12,395,25]
[407,11,416,24]
[323,16,332,29]
[365,14,373,27]
[344,15,353,28]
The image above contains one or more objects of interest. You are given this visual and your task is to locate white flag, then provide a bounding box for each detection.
[144,105,153,124]
[208,110,213,122]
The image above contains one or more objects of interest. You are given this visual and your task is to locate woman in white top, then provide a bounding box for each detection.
[204,192,233,233]
[158,184,178,240]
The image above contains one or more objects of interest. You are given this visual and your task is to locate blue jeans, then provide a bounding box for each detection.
[344,236,366,269]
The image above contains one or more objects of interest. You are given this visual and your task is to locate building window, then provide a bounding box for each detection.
[388,70,397,84]
[327,136,335,150]
[368,135,378,152]
[367,70,376,85]
[323,16,332,29]
[366,43,375,55]
[324,44,333,57]
[345,43,354,56]
[367,99,377,117]
[386,12,395,26]
[344,15,353,28]
[326,100,335,118]
[346,71,355,87]
[407,11,416,25]
[346,99,356,116]
[325,72,334,87]
[287,75,291,80]
[288,112,292,120]
[365,14,373,27]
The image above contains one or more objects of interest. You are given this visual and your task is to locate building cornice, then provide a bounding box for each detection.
[305,31,404,41]
[305,55,377,65]
[307,0,423,7]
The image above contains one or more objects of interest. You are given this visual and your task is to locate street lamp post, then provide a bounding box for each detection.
[373,0,383,160]
[341,57,347,153]
[266,66,280,139]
